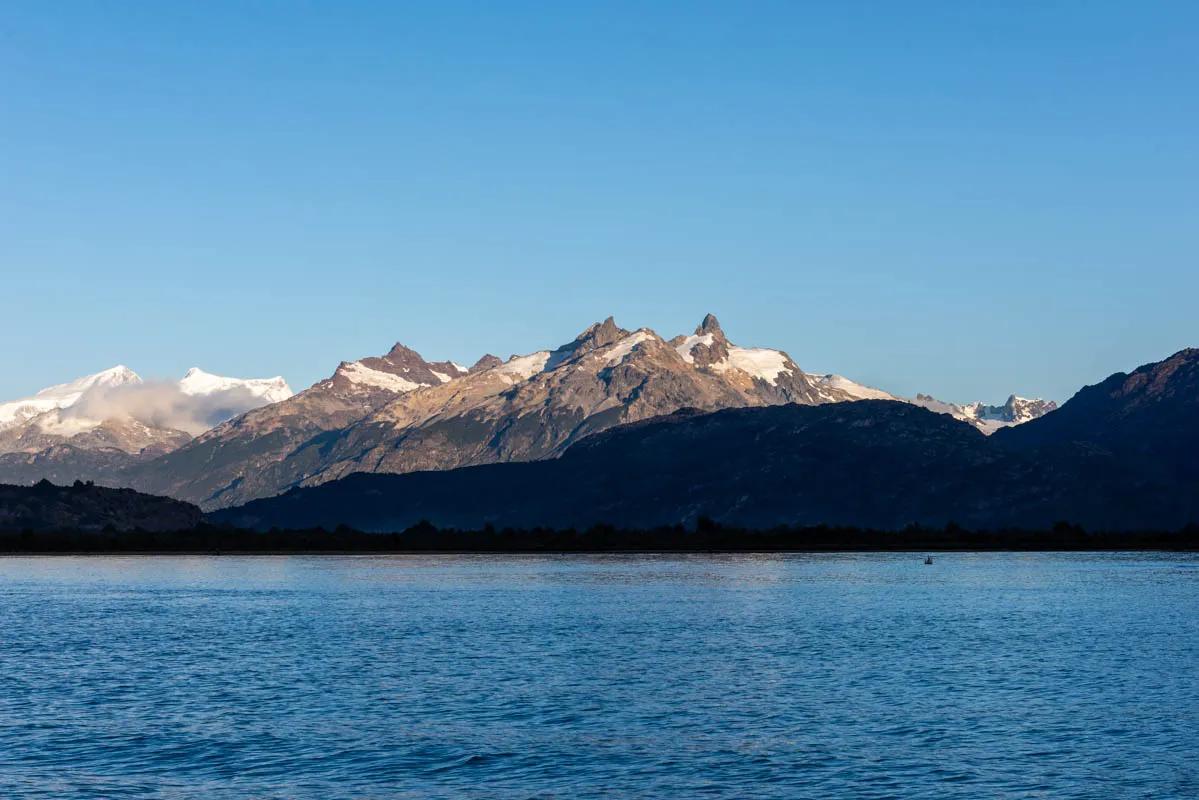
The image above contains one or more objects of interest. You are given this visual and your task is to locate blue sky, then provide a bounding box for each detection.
[2,1,1196,403]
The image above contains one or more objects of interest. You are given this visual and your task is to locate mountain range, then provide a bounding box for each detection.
[214,347,1199,532]
[0,314,1056,509]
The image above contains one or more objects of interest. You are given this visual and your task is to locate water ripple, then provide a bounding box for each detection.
[0,553,1195,798]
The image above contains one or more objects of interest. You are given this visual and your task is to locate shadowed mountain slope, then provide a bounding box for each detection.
[997,348,1199,468]
[208,401,1143,532]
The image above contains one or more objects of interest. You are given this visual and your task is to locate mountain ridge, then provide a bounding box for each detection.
[212,346,1199,532]
[0,314,1058,509]
[141,313,883,508]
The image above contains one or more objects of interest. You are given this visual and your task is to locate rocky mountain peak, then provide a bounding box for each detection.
[470,354,503,373]
[670,313,730,368]
[569,316,630,354]
[384,342,422,361]
[908,391,1057,433]
[361,343,438,374]
[330,339,459,394]
[696,313,724,338]
[983,396,1058,424]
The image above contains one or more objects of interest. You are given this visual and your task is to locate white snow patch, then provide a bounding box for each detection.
[430,370,453,384]
[674,333,715,364]
[179,368,293,403]
[601,330,654,366]
[339,361,424,393]
[712,347,793,385]
[809,373,896,401]
[450,362,469,374]
[496,351,551,381]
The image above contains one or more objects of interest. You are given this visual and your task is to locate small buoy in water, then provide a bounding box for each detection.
[924,556,934,565]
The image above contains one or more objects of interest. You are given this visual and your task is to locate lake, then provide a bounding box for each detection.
[0,553,1195,799]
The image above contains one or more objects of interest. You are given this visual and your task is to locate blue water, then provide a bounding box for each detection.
[0,554,1195,799]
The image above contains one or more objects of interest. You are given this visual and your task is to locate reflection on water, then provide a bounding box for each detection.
[0,553,1196,799]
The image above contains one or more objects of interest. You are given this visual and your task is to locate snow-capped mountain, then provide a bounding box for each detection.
[179,368,292,404]
[910,394,1058,434]
[977,396,1058,426]
[796,369,1057,433]
[0,366,140,432]
[0,366,293,486]
[802,374,1055,432]
[329,346,472,394]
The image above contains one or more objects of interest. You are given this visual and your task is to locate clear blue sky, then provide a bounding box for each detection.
[2,1,1195,403]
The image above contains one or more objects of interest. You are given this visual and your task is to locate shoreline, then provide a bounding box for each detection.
[1,547,1196,556]
[4,523,1195,555]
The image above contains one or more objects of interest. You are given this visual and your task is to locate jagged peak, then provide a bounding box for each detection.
[577,316,624,341]
[695,313,723,337]
[470,354,503,372]
[385,342,422,359]
[567,316,630,354]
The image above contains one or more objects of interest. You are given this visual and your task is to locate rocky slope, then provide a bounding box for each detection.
[214,348,1199,532]
[0,480,202,532]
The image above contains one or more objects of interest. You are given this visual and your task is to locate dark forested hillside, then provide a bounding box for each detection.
[0,480,203,532]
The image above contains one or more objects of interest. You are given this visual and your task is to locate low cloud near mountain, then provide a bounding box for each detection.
[66,381,282,435]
